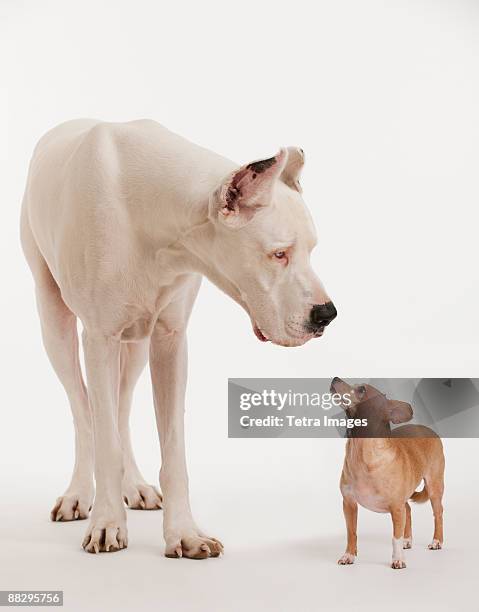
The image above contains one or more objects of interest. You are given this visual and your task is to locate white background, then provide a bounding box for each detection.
[2,1,479,611]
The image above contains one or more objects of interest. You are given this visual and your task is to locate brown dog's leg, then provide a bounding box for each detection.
[403,502,412,549]
[428,494,444,549]
[390,506,407,569]
[338,498,358,565]
[426,469,444,550]
[429,496,443,549]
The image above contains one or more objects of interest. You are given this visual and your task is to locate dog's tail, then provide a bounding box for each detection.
[410,482,429,504]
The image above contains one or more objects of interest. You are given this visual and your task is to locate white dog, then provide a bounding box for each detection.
[20,119,336,558]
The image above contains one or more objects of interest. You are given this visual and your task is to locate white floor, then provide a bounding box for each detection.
[0,445,476,612]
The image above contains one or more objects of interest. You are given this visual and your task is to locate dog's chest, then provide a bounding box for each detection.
[119,293,165,342]
[117,275,197,342]
[343,477,390,513]
[121,315,156,341]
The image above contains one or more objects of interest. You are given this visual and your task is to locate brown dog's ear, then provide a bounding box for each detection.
[387,401,413,424]
[280,147,304,192]
[211,149,288,228]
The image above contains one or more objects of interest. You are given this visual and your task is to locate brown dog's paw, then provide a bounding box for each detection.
[337,553,355,565]
[403,537,412,549]
[428,539,442,550]
[391,559,406,569]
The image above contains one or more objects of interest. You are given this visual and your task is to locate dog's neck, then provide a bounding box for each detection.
[182,211,245,307]
[346,409,394,463]
[347,421,392,439]
[346,395,392,439]
[347,436,395,468]
[348,396,392,465]
[150,185,247,309]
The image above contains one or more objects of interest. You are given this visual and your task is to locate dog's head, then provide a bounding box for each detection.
[207,148,336,347]
[330,378,413,428]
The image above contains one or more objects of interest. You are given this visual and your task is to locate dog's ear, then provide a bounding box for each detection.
[211,149,288,228]
[280,147,304,192]
[387,401,413,424]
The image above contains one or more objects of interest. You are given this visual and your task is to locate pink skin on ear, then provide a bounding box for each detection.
[219,149,288,222]
[281,147,304,192]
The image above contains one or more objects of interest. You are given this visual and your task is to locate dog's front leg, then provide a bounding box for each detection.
[81,331,127,553]
[390,505,407,569]
[150,326,223,559]
[338,497,358,565]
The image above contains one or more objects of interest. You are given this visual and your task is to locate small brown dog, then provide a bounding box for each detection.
[330,378,445,569]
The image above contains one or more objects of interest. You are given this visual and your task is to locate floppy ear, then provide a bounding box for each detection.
[280,147,304,192]
[211,149,287,228]
[387,401,413,424]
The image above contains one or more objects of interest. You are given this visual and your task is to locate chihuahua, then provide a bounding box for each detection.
[330,378,445,569]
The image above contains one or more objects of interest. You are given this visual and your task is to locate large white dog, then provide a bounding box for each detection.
[20,119,337,558]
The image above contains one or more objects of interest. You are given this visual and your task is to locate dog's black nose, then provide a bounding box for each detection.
[310,302,337,329]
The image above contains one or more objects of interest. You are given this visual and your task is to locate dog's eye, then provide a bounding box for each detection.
[270,248,290,265]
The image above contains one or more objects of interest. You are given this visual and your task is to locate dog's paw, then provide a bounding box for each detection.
[391,559,407,569]
[50,490,93,522]
[165,530,224,560]
[122,481,162,510]
[428,539,442,550]
[82,515,128,553]
[337,553,355,565]
[403,537,412,549]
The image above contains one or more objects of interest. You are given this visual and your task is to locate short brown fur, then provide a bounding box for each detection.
[331,379,445,569]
